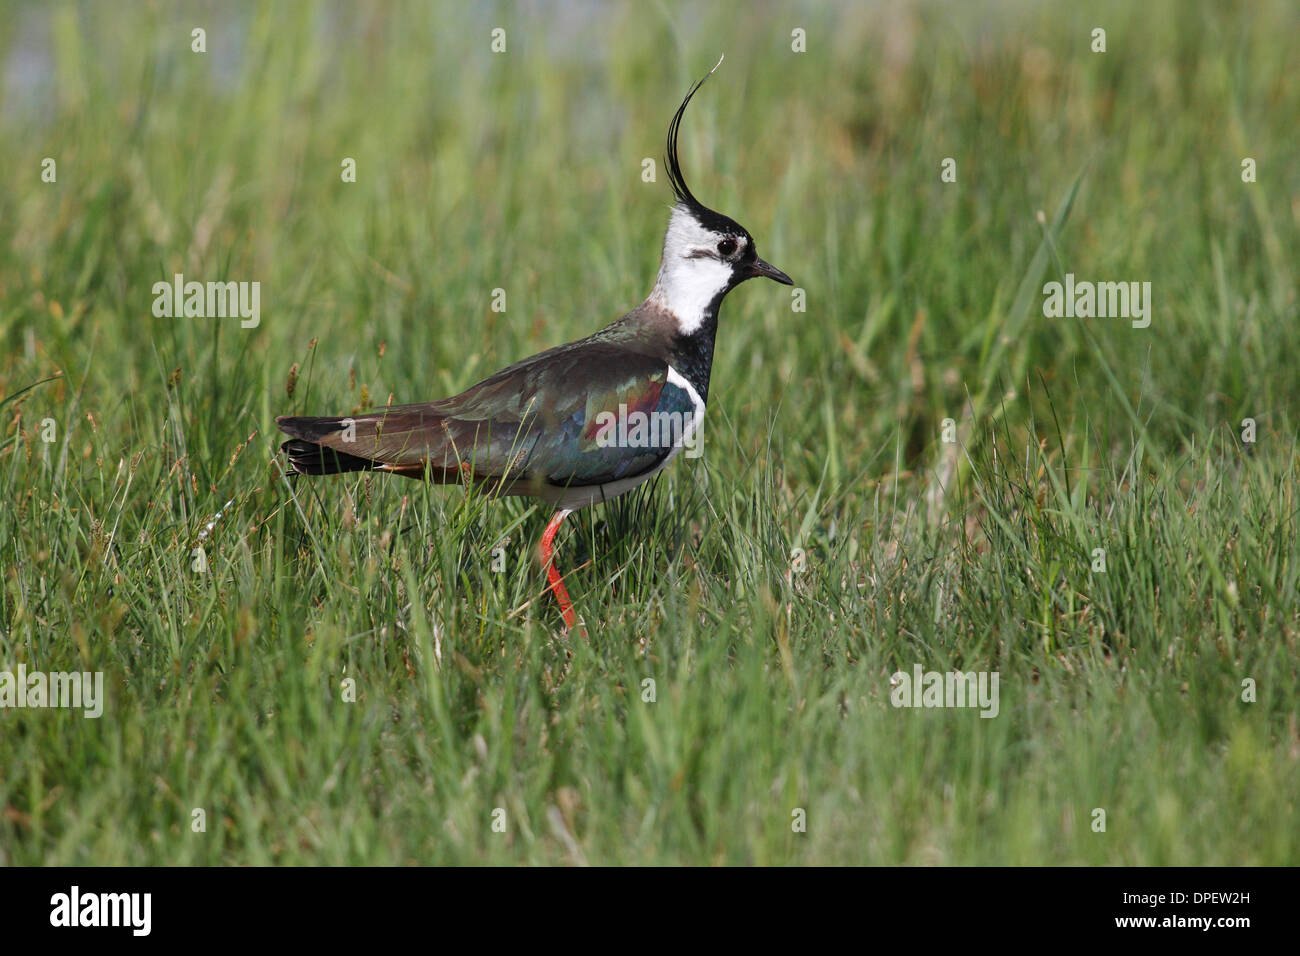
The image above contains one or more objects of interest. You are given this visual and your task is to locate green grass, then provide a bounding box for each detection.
[1,0,1297,864]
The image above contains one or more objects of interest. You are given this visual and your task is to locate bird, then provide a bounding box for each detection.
[276,59,792,633]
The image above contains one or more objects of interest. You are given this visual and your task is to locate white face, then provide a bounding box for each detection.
[650,206,747,335]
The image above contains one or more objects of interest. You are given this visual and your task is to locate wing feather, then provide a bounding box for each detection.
[277,342,699,492]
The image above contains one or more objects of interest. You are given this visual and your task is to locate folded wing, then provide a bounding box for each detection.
[277,342,698,494]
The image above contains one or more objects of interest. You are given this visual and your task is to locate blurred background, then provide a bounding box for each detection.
[3,0,1295,487]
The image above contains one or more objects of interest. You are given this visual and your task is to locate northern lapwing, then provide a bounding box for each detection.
[277,60,792,632]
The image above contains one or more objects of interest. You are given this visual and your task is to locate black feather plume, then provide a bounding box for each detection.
[664,56,725,214]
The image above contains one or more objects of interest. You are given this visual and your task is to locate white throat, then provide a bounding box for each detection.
[647,206,734,336]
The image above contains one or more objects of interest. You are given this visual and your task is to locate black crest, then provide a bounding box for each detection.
[664,57,746,237]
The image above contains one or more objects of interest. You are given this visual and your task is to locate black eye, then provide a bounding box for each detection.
[717,238,737,257]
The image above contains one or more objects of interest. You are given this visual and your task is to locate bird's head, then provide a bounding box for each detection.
[651,59,792,333]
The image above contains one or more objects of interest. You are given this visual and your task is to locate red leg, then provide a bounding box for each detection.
[539,509,580,633]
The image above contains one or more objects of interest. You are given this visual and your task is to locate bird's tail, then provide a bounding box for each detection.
[280,437,380,475]
[278,415,381,475]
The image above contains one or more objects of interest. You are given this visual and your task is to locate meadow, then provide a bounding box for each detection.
[0,0,1297,864]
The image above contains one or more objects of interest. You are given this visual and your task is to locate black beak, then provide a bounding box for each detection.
[747,256,793,285]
